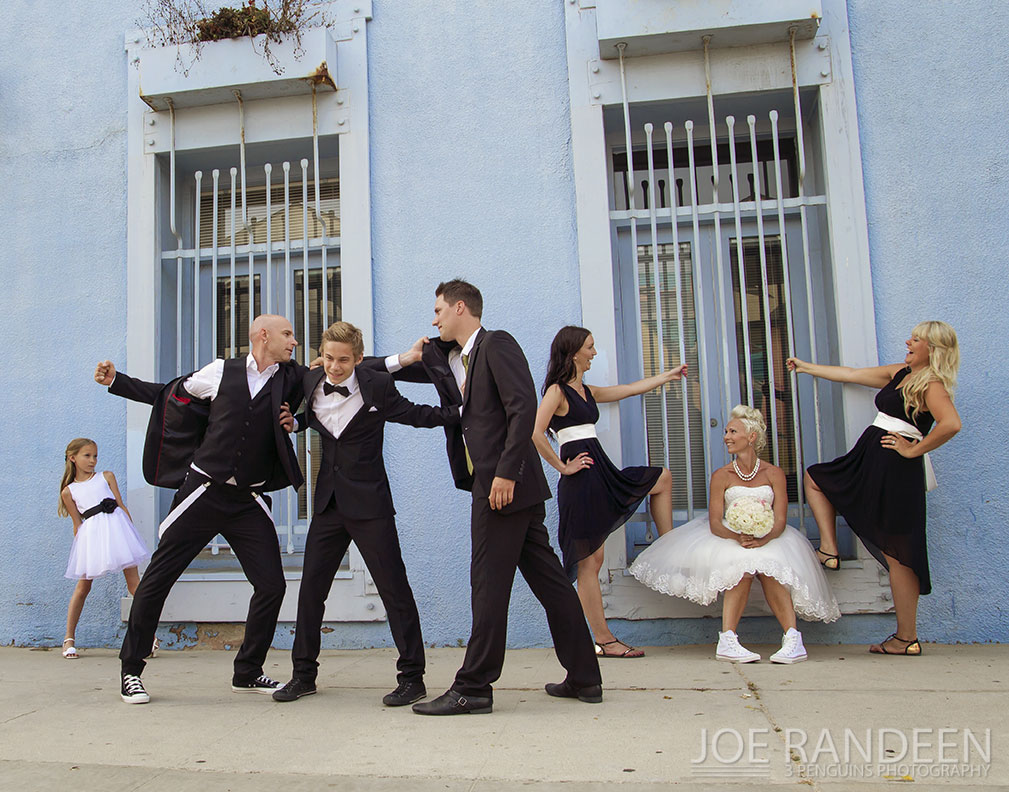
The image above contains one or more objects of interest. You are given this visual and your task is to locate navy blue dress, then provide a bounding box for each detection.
[807,368,934,594]
[550,383,661,580]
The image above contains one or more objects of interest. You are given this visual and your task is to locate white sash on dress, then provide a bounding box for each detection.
[870,412,937,491]
[555,424,597,446]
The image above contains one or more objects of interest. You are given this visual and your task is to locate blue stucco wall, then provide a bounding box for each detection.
[0,0,1005,654]
[847,0,1009,643]
[0,1,135,648]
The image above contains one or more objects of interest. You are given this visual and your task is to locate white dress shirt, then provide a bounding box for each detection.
[310,371,364,439]
[183,354,280,400]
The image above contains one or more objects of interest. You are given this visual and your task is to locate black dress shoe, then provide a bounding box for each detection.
[383,680,427,707]
[412,689,492,715]
[545,680,603,703]
[272,677,317,702]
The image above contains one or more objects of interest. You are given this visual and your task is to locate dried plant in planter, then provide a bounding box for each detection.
[140,0,327,74]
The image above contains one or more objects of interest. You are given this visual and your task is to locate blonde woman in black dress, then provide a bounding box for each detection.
[533,326,685,659]
[787,320,961,655]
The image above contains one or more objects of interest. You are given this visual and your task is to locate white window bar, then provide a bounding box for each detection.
[726,115,754,406]
[617,43,652,539]
[283,159,294,553]
[643,123,672,493]
[300,158,313,523]
[193,170,202,372]
[770,108,807,529]
[168,99,185,378]
[746,114,780,467]
[657,122,694,519]
[265,163,273,314]
[682,120,714,495]
[791,27,823,464]
[211,169,220,360]
[228,167,238,358]
[704,37,734,426]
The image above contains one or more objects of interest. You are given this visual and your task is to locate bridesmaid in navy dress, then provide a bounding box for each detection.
[787,320,961,655]
[533,326,686,658]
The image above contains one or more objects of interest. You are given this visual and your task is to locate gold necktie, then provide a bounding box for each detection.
[461,353,473,475]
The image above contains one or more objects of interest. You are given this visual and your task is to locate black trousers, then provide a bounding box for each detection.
[452,500,601,698]
[120,472,285,680]
[291,497,425,684]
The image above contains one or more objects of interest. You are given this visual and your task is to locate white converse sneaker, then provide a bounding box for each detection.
[716,630,760,663]
[770,628,808,664]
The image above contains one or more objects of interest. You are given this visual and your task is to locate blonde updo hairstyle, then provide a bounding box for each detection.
[900,320,959,421]
[729,405,767,454]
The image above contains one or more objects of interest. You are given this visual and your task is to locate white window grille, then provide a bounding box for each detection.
[564,0,891,618]
[123,2,383,622]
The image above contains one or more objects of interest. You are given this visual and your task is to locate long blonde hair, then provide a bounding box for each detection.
[58,438,96,517]
[901,321,959,421]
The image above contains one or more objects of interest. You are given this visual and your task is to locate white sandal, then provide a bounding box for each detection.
[150,637,160,658]
[62,638,79,659]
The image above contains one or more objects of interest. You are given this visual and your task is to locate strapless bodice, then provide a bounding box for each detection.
[723,484,774,511]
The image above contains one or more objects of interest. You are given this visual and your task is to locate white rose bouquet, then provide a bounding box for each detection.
[725,496,774,538]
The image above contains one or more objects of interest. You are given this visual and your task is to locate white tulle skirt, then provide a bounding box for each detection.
[65,510,150,580]
[629,517,841,623]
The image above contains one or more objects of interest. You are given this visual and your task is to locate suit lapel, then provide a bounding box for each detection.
[304,367,327,419]
[461,328,486,413]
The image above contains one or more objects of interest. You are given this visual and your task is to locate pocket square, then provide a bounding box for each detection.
[369,405,379,412]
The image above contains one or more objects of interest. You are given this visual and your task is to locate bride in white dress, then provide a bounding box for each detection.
[630,406,839,663]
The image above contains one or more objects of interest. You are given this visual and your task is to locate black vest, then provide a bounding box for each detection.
[192,359,279,487]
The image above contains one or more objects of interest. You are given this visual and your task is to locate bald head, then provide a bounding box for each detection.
[249,314,290,340]
[249,314,298,369]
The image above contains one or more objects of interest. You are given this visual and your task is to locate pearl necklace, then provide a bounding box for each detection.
[733,457,760,481]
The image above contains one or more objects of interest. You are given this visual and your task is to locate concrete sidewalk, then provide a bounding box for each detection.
[1,643,1006,791]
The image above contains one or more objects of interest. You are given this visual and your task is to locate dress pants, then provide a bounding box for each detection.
[292,497,425,684]
[452,500,601,698]
[120,472,285,679]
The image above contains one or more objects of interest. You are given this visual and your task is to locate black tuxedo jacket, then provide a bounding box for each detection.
[297,364,460,520]
[367,337,472,491]
[458,329,551,513]
[109,361,307,491]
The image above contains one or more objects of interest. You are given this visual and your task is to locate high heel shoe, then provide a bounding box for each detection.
[816,548,840,571]
[594,639,645,658]
[869,633,922,656]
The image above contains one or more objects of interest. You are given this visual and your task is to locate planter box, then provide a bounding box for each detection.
[139,27,337,110]
[596,0,822,58]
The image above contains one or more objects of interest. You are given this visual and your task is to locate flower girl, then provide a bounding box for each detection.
[59,438,150,659]
[630,406,839,662]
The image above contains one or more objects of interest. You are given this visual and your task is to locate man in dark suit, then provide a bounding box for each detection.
[379,280,602,715]
[271,321,459,706]
[95,314,307,705]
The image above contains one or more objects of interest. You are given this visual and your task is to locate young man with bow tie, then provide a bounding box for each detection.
[272,321,460,706]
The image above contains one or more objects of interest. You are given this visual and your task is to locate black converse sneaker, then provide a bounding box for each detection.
[232,674,284,694]
[121,673,150,704]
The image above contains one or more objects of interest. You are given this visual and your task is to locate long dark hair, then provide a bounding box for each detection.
[542,326,591,395]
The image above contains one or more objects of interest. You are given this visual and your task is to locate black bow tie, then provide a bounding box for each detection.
[323,382,351,398]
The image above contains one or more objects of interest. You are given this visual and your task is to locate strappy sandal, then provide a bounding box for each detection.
[595,639,645,659]
[62,638,79,659]
[149,637,160,658]
[869,633,922,656]
[816,548,840,571]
